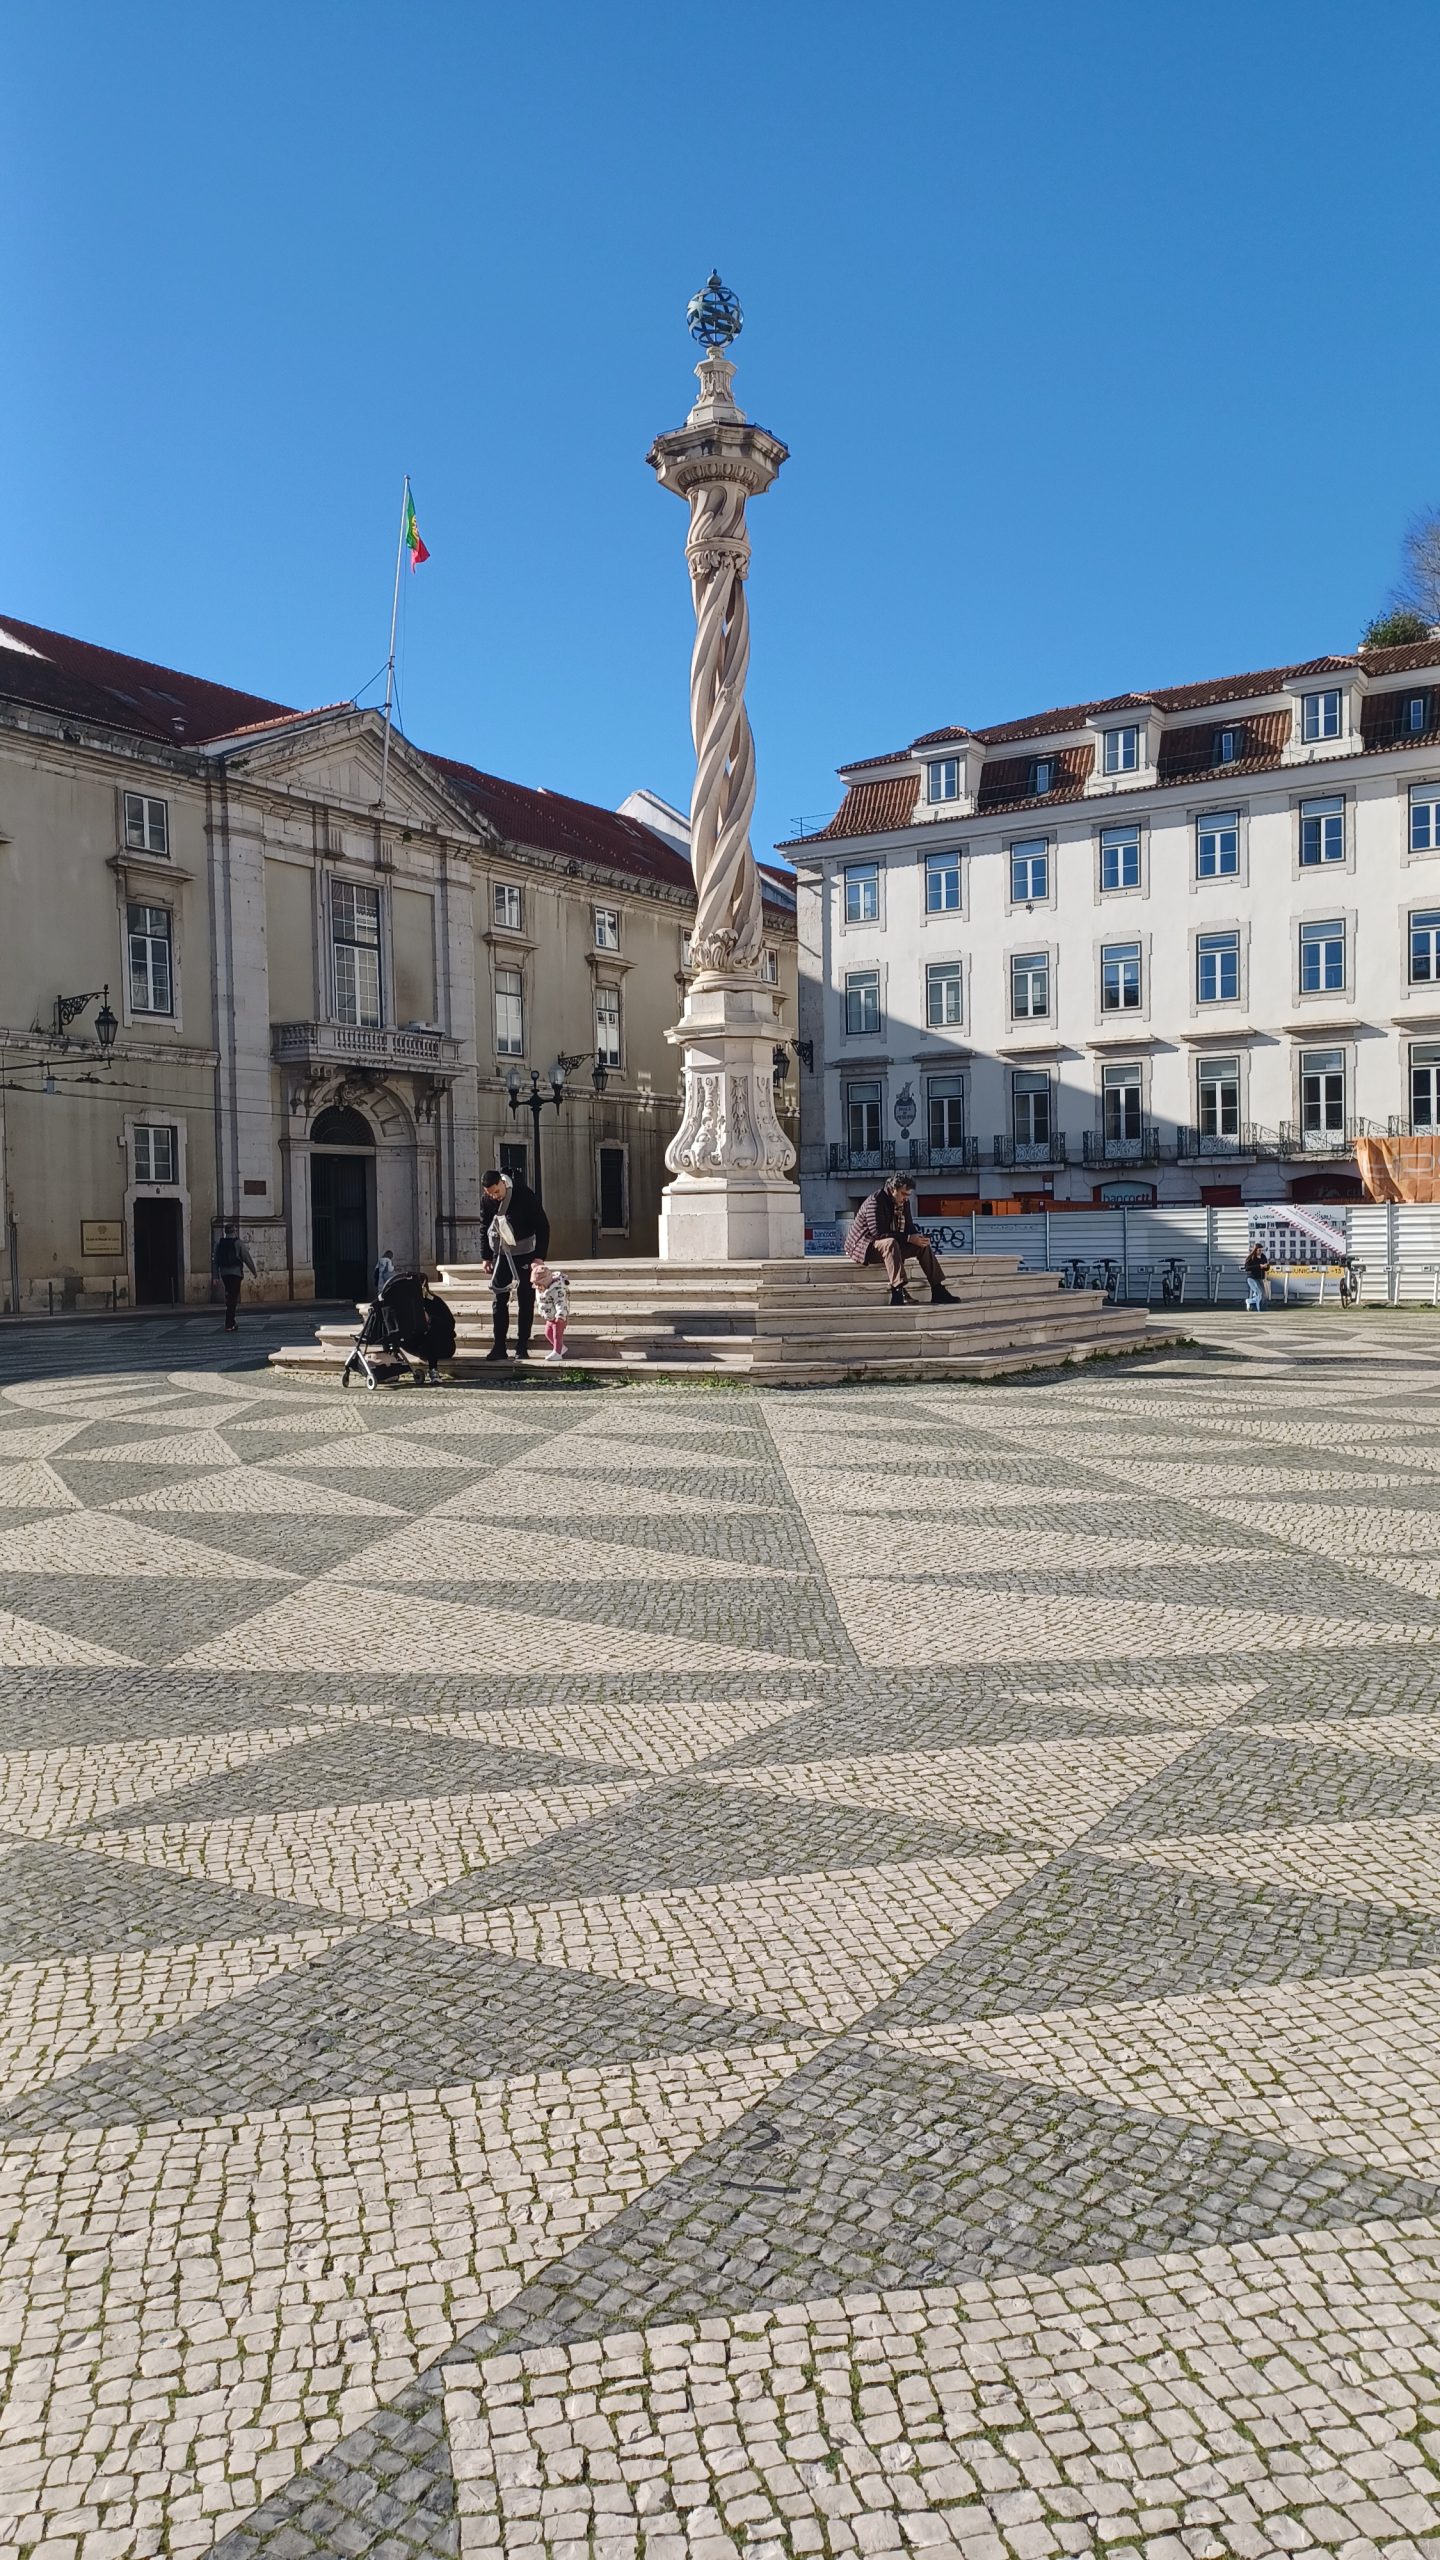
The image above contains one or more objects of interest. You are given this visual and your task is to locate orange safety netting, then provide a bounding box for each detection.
[1355,1134,1440,1203]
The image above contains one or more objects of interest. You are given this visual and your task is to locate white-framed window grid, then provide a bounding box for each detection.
[127,903,173,1016]
[1010,950,1050,1020]
[845,1079,883,1156]
[926,960,963,1029]
[1299,796,1345,866]
[926,757,960,803]
[493,881,523,931]
[926,1073,967,1157]
[1102,1060,1144,1144]
[1299,917,1346,995]
[1100,940,1142,1013]
[1410,785,1440,854]
[1197,1053,1241,1141]
[594,982,622,1068]
[593,906,620,952]
[1411,1041,1440,1129]
[1011,1070,1051,1151]
[494,964,524,1057]
[759,945,779,984]
[1197,929,1240,1005]
[1300,1046,1345,1139]
[1196,810,1240,879]
[1099,823,1141,893]
[331,879,382,1028]
[843,862,880,924]
[1410,907,1440,984]
[924,847,963,914]
[1009,839,1049,904]
[844,968,881,1037]
[1103,726,1139,776]
[133,1122,178,1184]
[123,791,169,856]
[1302,689,1342,743]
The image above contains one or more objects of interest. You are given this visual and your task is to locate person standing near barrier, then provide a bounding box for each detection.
[1244,1241,1270,1311]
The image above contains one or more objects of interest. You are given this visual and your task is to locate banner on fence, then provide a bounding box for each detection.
[1248,1204,1347,1264]
[1355,1135,1440,1203]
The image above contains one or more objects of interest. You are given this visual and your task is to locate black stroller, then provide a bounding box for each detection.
[341,1270,455,1391]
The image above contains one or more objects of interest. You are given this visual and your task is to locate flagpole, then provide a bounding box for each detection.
[378,474,410,822]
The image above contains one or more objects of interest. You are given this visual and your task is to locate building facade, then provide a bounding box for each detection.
[0,618,796,1310]
[786,639,1440,1223]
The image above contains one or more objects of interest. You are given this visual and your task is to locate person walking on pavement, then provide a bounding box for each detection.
[532,1260,570,1362]
[213,1221,258,1332]
[480,1168,549,1362]
[844,1174,958,1306]
[1244,1241,1270,1311]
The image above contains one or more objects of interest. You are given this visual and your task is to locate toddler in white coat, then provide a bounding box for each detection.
[532,1261,570,1362]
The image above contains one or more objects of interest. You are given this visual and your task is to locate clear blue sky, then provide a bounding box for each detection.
[7,2,1438,855]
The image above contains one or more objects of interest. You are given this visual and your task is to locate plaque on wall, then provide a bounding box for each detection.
[81,1220,125,1257]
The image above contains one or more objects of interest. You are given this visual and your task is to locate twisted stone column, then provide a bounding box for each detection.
[648,337,803,1261]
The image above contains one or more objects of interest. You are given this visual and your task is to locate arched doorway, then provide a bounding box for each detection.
[309,1105,374,1302]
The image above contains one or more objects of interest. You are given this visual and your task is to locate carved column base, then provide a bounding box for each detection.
[660,974,805,1264]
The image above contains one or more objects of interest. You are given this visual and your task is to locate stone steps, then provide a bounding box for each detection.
[269,1255,1184,1386]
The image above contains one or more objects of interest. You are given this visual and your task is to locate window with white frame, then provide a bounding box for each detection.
[1197,1054,1240,1140]
[1196,811,1239,878]
[1411,785,1440,853]
[926,960,963,1028]
[759,946,779,984]
[1012,1071,1051,1150]
[332,880,381,1027]
[1301,1047,1344,1137]
[1102,726,1139,776]
[594,982,622,1068]
[494,964,524,1056]
[1300,795,1345,865]
[1010,840,1048,903]
[926,757,960,803]
[1010,950,1049,1018]
[1101,940,1142,1012]
[925,848,962,913]
[1405,692,1431,734]
[1411,1042,1440,1130]
[127,903,173,1015]
[1410,909,1440,983]
[843,862,880,923]
[123,792,169,856]
[1302,688,1342,742]
[927,1074,966,1156]
[1102,1061,1143,1144]
[133,1123,177,1184]
[844,968,881,1036]
[846,1080,882,1155]
[1197,929,1240,1005]
[1031,757,1054,795]
[1100,824,1141,892]
[493,881,522,931]
[593,906,620,952]
[1214,726,1241,766]
[1300,918,1345,994]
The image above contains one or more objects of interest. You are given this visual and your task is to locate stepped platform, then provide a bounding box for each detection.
[268,1255,1187,1386]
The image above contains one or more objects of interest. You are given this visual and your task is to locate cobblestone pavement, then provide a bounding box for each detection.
[3,1316,1440,2558]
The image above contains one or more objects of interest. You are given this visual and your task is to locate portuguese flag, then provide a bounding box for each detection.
[403,483,430,572]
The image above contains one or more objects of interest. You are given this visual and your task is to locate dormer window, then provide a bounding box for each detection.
[1102,726,1139,776]
[1302,688,1342,742]
[1405,692,1431,735]
[1031,757,1055,795]
[1214,726,1242,765]
[926,757,960,803]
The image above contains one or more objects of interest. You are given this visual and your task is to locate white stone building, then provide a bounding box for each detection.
[0,616,796,1310]
[785,639,1440,1222]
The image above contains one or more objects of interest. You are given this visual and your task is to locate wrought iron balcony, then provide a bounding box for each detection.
[272,1021,462,1075]
[1387,1116,1440,1139]
[828,1139,897,1175]
[912,1136,980,1171]
[992,1132,1068,1167]
[1277,1118,1376,1158]
[1176,1123,1295,1161]
[1081,1123,1165,1167]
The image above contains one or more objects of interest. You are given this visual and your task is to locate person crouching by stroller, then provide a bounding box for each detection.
[480,1168,550,1363]
[532,1261,570,1362]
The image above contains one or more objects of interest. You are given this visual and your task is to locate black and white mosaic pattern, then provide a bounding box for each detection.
[3,1315,1440,2557]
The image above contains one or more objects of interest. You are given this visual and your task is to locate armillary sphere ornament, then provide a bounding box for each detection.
[686,271,744,348]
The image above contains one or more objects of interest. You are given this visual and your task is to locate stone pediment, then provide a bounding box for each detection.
[205,707,493,843]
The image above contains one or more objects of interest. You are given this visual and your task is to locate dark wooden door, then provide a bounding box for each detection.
[311,1154,370,1303]
[133,1199,183,1306]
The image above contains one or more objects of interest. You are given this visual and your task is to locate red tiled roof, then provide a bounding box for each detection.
[0,612,792,920]
[812,774,920,840]
[978,743,1094,813]
[1157,708,1292,785]
[790,641,1440,845]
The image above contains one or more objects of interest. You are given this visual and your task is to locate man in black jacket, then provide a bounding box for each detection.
[480,1170,550,1361]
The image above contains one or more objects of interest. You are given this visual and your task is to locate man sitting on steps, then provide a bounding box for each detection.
[844,1175,958,1306]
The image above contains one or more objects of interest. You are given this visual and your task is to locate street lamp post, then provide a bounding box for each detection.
[54,987,118,1057]
[505,1062,569,1210]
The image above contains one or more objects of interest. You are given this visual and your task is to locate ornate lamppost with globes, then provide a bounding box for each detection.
[505,1056,610,1212]
[647,275,803,1262]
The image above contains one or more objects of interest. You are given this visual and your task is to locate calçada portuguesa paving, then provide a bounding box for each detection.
[3,1315,1440,2558]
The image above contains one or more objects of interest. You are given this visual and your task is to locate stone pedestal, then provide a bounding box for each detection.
[660,972,805,1263]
